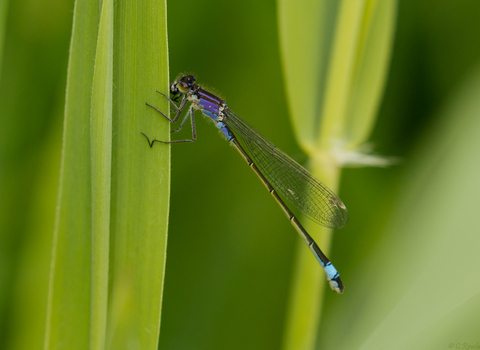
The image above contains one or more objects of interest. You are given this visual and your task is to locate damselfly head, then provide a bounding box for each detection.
[173,74,196,94]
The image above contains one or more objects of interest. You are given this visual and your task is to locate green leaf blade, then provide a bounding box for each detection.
[89,0,114,348]
[278,1,397,350]
[277,0,339,150]
[45,0,101,348]
[343,0,398,148]
[107,1,169,349]
[46,0,169,349]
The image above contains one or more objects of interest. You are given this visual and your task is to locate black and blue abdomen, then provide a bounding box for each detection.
[194,89,233,140]
[196,89,223,121]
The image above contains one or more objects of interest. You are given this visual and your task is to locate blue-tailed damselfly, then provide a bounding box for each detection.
[143,74,349,293]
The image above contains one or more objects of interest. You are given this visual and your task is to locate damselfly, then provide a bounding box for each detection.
[142,74,348,293]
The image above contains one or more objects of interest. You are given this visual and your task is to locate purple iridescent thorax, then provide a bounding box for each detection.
[197,89,223,120]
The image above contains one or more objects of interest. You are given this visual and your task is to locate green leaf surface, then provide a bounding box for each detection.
[277,0,338,150]
[45,0,100,347]
[319,0,397,149]
[90,0,113,348]
[45,0,169,349]
[107,1,169,349]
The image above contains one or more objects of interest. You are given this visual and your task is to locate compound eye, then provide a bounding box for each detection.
[177,81,191,93]
[185,75,196,84]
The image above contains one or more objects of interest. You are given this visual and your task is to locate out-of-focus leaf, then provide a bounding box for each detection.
[323,64,480,350]
[278,1,397,349]
[319,0,397,151]
[0,0,8,82]
[277,0,338,149]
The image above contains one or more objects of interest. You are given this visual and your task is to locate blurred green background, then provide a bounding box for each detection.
[1,0,480,349]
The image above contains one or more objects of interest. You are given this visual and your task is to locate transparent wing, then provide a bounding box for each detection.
[224,109,348,229]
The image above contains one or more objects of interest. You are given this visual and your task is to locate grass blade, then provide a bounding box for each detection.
[278,1,397,349]
[45,0,100,347]
[90,0,114,348]
[319,0,397,149]
[45,0,169,349]
[107,1,169,348]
